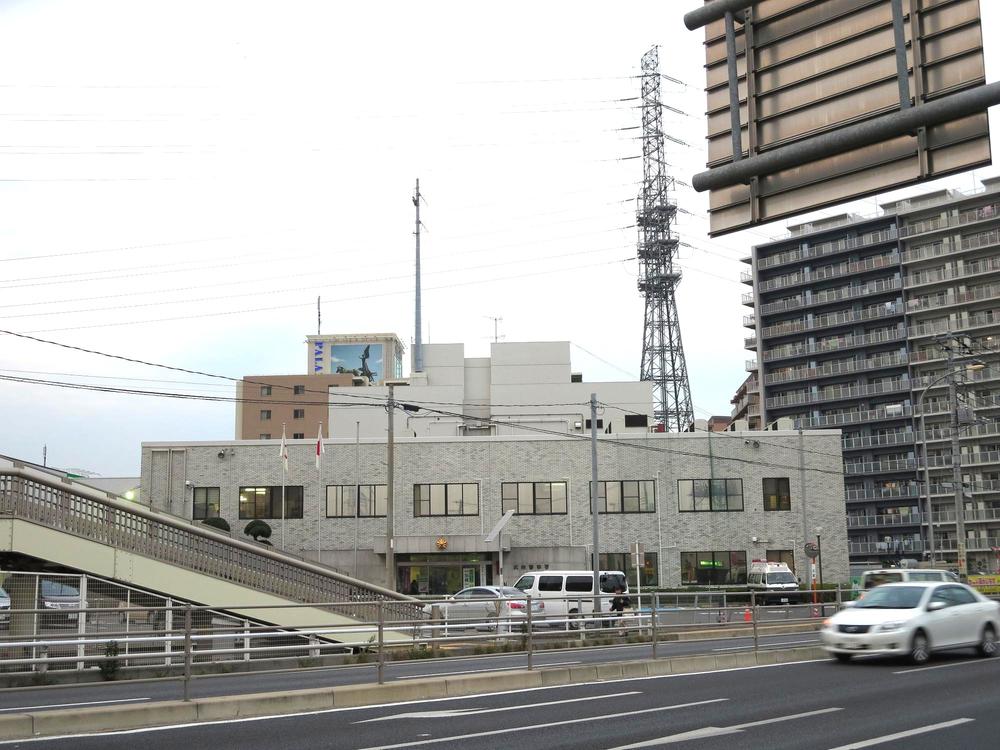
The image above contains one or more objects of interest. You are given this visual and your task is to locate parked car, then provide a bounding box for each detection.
[0,587,9,628]
[39,580,82,627]
[747,561,799,604]
[820,581,1000,664]
[860,568,958,590]
[512,570,628,628]
[421,586,544,634]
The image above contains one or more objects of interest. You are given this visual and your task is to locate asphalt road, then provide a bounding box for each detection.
[8,647,1000,749]
[0,632,819,712]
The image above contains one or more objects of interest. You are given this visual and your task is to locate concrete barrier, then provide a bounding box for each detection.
[30,700,198,737]
[0,645,829,741]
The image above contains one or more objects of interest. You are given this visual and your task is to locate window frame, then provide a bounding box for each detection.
[238,486,304,519]
[259,409,272,421]
[192,486,221,520]
[293,385,305,395]
[589,480,656,513]
[678,479,744,512]
[260,385,272,397]
[680,550,748,586]
[293,409,305,419]
[414,483,480,517]
[501,481,568,515]
[762,477,792,511]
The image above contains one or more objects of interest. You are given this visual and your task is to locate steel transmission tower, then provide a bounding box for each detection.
[636,47,693,432]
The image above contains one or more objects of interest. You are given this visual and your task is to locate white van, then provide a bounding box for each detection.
[861,568,958,590]
[512,570,628,627]
[747,561,799,604]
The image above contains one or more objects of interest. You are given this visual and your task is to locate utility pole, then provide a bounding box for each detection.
[946,342,968,577]
[413,180,424,374]
[385,384,396,591]
[590,393,601,616]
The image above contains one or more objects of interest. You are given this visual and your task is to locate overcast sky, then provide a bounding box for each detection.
[1,0,999,476]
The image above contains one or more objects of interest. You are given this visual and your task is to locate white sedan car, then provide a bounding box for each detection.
[821,581,1000,664]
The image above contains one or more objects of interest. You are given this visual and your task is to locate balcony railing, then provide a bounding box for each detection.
[743,314,756,328]
[762,329,905,363]
[907,311,1000,339]
[904,256,1000,289]
[849,540,924,555]
[758,254,900,294]
[845,485,921,501]
[745,336,757,349]
[796,405,913,429]
[758,278,901,316]
[842,431,916,450]
[919,449,1000,470]
[759,227,898,271]
[900,201,1000,238]
[844,457,919,475]
[746,359,757,372]
[847,513,923,528]
[766,378,910,408]
[902,228,1000,264]
[764,352,908,385]
[760,303,901,341]
[906,282,1000,313]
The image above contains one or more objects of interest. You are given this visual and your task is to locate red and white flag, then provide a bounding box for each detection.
[278,424,289,473]
[315,423,325,470]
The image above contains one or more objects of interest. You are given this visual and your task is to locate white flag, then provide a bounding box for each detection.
[315,423,325,470]
[279,425,289,473]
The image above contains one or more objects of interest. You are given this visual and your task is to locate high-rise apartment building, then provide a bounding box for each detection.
[742,178,1000,574]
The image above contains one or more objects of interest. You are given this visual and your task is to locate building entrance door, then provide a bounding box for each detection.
[396,554,491,595]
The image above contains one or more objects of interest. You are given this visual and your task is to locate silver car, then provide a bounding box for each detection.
[422,586,544,634]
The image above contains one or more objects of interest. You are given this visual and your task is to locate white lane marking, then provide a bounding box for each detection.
[894,658,1000,674]
[351,699,728,750]
[394,661,580,679]
[606,707,843,749]
[0,697,150,712]
[712,639,818,652]
[825,718,974,749]
[354,691,641,723]
[0,659,826,745]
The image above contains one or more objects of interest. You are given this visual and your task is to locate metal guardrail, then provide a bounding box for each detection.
[0,588,845,698]
[0,460,420,623]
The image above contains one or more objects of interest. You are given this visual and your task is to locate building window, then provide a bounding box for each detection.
[358,485,387,517]
[259,433,271,440]
[600,552,659,587]
[763,477,791,511]
[325,485,385,517]
[260,385,271,397]
[624,414,649,428]
[414,483,479,517]
[238,486,304,519]
[678,479,744,512]
[326,486,357,518]
[680,550,747,585]
[294,385,305,395]
[192,487,220,520]
[293,433,304,440]
[293,409,305,419]
[260,410,271,421]
[584,418,604,430]
[501,482,568,515]
[591,481,656,513]
[766,549,795,574]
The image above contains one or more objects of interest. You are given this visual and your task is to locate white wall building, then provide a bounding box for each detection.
[326,341,655,440]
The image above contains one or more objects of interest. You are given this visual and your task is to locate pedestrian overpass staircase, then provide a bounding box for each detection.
[0,457,421,643]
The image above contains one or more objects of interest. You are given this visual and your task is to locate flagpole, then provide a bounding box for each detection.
[281,423,287,551]
[317,422,323,565]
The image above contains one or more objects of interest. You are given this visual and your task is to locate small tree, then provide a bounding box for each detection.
[244,519,273,545]
[201,517,231,533]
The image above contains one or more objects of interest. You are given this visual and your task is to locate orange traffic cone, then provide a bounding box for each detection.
[743,607,752,622]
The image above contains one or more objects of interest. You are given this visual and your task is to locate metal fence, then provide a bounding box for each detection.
[0,462,421,625]
[0,586,847,699]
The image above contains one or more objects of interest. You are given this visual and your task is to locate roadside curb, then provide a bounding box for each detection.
[0,645,828,740]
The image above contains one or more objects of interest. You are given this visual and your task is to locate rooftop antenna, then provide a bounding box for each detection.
[484,315,505,343]
[317,296,321,336]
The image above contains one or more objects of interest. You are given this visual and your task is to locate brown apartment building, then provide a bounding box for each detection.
[235,374,359,440]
